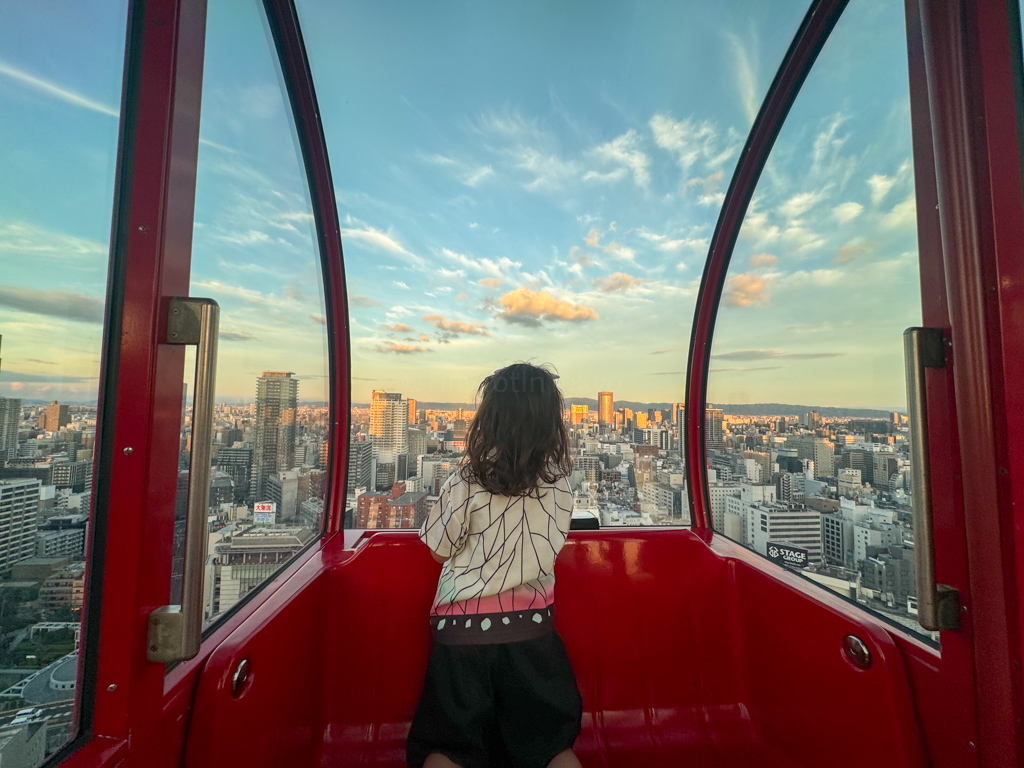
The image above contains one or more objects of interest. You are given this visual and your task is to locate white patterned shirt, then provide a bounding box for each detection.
[419,470,573,642]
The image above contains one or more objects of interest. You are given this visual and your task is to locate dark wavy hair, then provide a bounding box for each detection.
[462,362,573,496]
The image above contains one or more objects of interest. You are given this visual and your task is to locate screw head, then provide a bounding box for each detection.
[123,447,133,456]
[843,634,872,670]
[138,225,148,232]
[107,684,117,692]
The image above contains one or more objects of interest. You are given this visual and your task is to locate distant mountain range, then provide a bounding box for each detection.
[16,397,895,420]
[353,398,900,419]
[563,398,898,419]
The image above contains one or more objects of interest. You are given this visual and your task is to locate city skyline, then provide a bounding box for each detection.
[1,0,918,412]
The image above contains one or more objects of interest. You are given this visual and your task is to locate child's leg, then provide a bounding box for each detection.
[547,749,582,768]
[424,753,463,768]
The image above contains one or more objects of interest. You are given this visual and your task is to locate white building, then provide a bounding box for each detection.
[0,479,40,571]
[747,502,822,564]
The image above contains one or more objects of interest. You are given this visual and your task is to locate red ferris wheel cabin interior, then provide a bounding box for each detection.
[1,0,1023,766]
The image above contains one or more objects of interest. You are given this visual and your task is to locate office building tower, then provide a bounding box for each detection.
[214,445,254,504]
[746,501,822,564]
[672,403,685,425]
[705,408,724,450]
[635,412,649,429]
[0,479,41,571]
[407,427,427,471]
[369,391,409,465]
[252,372,298,501]
[407,398,417,425]
[0,398,20,465]
[570,404,589,425]
[40,401,70,432]
[598,392,614,425]
[790,435,835,479]
[347,440,373,494]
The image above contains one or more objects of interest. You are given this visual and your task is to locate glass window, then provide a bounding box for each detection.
[0,0,128,758]
[295,0,808,529]
[182,0,330,630]
[706,1,934,641]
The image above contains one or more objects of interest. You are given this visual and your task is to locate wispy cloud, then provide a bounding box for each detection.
[603,241,636,262]
[221,329,258,341]
[724,273,770,307]
[350,295,380,307]
[341,217,424,267]
[375,341,432,354]
[465,165,495,186]
[381,322,415,333]
[0,59,118,117]
[421,313,489,336]
[0,284,103,324]
[592,272,642,292]
[636,228,708,253]
[443,248,521,279]
[750,253,778,268]
[584,129,650,188]
[723,29,759,123]
[713,349,844,361]
[650,113,737,173]
[833,202,863,223]
[0,221,107,257]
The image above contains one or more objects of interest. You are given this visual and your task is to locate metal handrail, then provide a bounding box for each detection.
[904,327,959,631]
[148,297,220,662]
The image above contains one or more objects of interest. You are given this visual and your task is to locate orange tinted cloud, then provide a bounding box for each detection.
[592,272,642,292]
[380,322,414,333]
[497,287,599,325]
[750,253,778,268]
[478,277,503,290]
[724,273,770,307]
[375,341,431,354]
[421,313,489,336]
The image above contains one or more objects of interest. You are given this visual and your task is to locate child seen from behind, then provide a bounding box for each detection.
[407,363,583,768]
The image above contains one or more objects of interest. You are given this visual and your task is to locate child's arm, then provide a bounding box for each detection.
[418,474,470,563]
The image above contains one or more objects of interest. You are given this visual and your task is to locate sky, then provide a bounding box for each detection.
[0,0,921,410]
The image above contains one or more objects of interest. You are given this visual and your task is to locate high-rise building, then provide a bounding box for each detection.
[214,445,254,504]
[597,392,613,425]
[804,410,822,430]
[0,397,21,464]
[635,412,649,429]
[252,372,298,501]
[407,427,427,470]
[369,391,408,464]
[347,439,373,494]
[407,398,417,425]
[705,408,724,450]
[0,479,41,571]
[570,404,589,425]
[672,403,685,425]
[40,401,70,432]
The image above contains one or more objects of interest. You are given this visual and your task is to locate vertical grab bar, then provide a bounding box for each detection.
[903,327,959,631]
[148,298,220,662]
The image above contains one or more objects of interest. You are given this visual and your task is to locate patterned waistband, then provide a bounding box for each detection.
[431,605,555,645]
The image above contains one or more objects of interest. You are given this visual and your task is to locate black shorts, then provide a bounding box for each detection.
[406,630,583,768]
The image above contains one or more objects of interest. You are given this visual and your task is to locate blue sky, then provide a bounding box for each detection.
[0,0,920,410]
